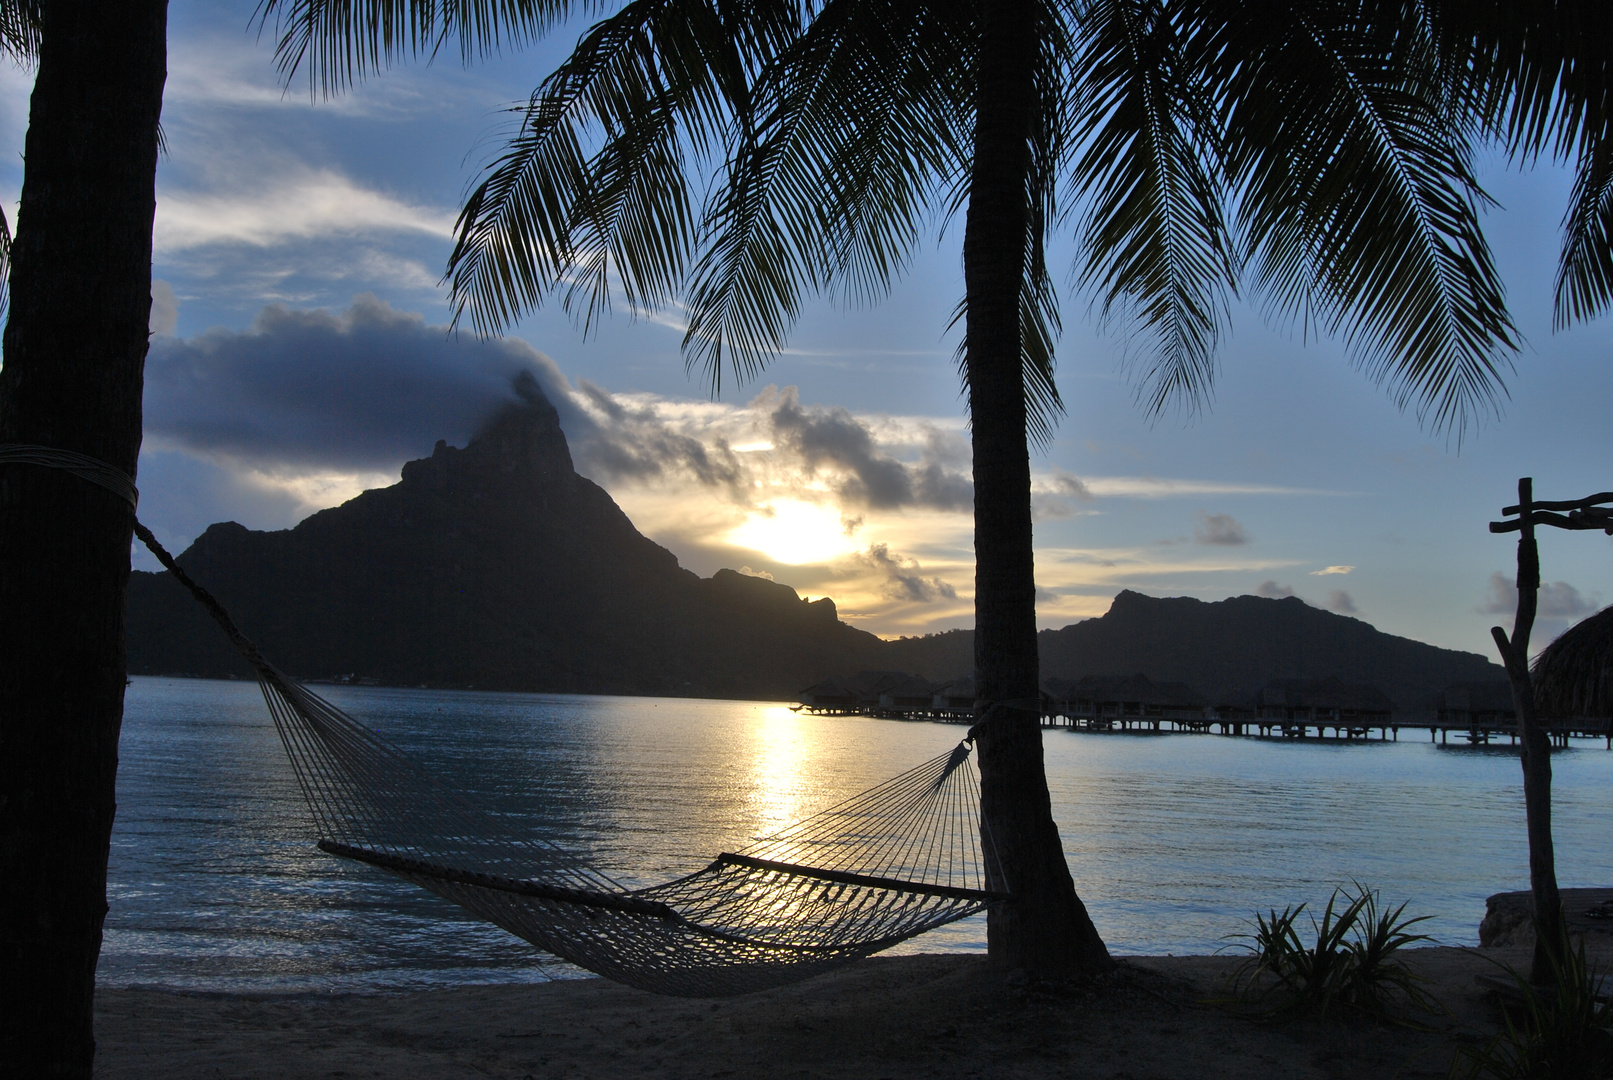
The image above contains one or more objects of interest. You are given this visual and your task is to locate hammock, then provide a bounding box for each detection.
[133,523,1008,997]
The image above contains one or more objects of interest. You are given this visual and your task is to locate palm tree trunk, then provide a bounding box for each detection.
[964,0,1110,978]
[0,3,168,1075]
[1489,478,1565,985]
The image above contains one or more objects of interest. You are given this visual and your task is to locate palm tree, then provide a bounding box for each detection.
[259,0,1536,978]
[0,5,165,1078]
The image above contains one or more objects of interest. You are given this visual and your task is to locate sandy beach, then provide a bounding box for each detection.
[95,944,1551,1079]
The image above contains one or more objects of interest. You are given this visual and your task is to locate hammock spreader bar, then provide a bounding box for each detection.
[318,840,686,920]
[711,853,1010,904]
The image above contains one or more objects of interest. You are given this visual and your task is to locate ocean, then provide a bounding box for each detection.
[98,675,1613,992]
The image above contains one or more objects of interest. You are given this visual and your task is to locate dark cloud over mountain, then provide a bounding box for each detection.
[144,295,548,470]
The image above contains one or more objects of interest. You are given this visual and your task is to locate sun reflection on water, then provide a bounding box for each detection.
[743,706,831,861]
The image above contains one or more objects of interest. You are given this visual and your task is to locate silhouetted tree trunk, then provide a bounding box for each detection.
[0,3,167,1075]
[965,0,1110,978]
[1490,477,1565,985]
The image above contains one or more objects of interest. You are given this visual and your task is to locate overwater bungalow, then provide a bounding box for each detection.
[876,675,940,718]
[1436,681,1515,728]
[1043,673,1208,730]
[796,676,858,713]
[931,675,976,720]
[797,670,915,715]
[1256,677,1392,732]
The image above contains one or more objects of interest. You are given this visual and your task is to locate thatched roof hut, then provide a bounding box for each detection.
[1533,606,1613,718]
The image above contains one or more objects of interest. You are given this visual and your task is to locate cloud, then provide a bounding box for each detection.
[852,544,959,604]
[1540,581,1602,618]
[155,167,455,251]
[143,294,549,472]
[1194,511,1248,546]
[737,565,775,581]
[1479,571,1603,648]
[1326,590,1358,614]
[161,33,488,120]
[1480,571,1600,618]
[1077,477,1350,498]
[767,388,971,511]
[149,280,178,336]
[564,379,747,496]
[1311,565,1355,576]
[1033,472,1098,519]
[1255,580,1296,599]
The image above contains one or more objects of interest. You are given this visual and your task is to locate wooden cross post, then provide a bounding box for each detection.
[1489,477,1613,983]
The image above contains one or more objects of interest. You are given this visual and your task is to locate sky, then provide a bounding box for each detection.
[4,4,1610,659]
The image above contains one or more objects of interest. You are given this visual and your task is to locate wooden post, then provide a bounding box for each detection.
[1490,477,1566,985]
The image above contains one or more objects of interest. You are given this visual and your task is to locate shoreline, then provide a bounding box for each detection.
[96,946,1543,1079]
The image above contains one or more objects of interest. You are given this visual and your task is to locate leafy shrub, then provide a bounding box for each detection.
[1451,935,1613,1080]
[1224,882,1438,1021]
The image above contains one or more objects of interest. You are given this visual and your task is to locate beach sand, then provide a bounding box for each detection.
[94,945,1549,1079]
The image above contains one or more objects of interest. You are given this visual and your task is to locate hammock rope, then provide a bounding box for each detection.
[130,520,1008,997]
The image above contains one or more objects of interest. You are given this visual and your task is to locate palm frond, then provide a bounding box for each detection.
[1217,0,1515,439]
[1020,2,1071,443]
[682,0,967,391]
[446,0,789,336]
[0,0,40,67]
[1556,134,1613,328]
[257,0,570,94]
[1067,0,1236,418]
[1437,0,1613,165]
[1434,1,1613,333]
[0,204,11,322]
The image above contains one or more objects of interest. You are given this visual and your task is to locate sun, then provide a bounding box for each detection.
[728,500,858,565]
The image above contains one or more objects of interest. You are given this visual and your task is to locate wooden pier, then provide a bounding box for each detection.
[794,670,1613,746]
[795,702,1612,746]
[1038,711,1612,747]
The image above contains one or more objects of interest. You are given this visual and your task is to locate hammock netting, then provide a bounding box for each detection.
[133,523,1007,998]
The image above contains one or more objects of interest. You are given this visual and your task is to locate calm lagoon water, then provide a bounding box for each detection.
[101,676,1613,992]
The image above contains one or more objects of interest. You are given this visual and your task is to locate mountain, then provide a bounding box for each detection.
[128,378,1503,712]
[880,591,1502,717]
[125,376,884,698]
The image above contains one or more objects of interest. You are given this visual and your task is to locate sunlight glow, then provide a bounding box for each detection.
[727,499,859,565]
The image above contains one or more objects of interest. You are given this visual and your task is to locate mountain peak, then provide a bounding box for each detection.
[399,371,574,493]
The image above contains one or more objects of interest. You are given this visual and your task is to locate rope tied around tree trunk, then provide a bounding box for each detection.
[0,444,283,683]
[0,443,139,509]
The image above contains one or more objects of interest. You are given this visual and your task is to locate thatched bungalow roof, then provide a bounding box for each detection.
[1047,673,1205,710]
[932,674,976,707]
[1440,681,1515,714]
[878,675,938,708]
[1259,677,1392,713]
[798,677,855,707]
[1533,606,1613,718]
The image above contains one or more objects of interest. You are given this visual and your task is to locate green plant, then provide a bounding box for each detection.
[1451,935,1613,1080]
[1342,888,1443,1016]
[1225,883,1437,1022]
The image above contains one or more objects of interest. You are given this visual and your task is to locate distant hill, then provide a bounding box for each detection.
[126,376,883,699]
[881,591,1503,718]
[128,378,1504,712]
